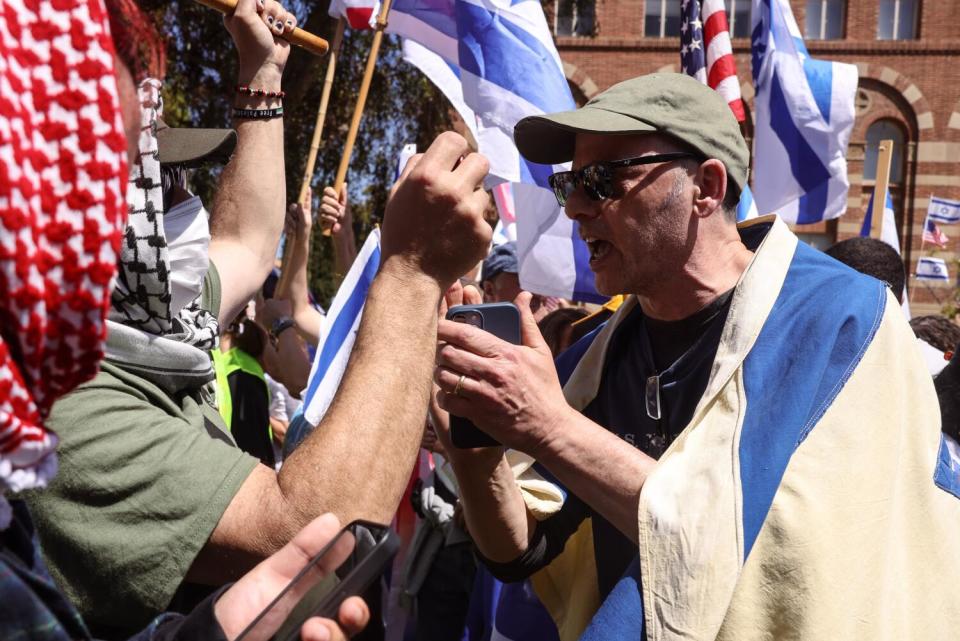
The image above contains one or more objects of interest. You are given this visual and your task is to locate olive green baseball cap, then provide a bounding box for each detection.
[156,118,237,168]
[514,73,749,193]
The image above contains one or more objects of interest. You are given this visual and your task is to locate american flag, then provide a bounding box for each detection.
[923,216,949,248]
[680,0,746,122]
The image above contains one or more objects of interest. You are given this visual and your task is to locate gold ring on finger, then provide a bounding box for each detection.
[453,374,466,397]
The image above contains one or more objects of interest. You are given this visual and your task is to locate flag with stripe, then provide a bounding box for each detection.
[916,256,950,282]
[301,228,381,427]
[680,0,745,121]
[680,0,754,221]
[386,0,603,303]
[859,191,901,252]
[927,195,960,224]
[328,0,376,30]
[923,218,949,249]
[736,184,759,221]
[750,0,858,224]
[492,182,518,244]
[859,191,911,317]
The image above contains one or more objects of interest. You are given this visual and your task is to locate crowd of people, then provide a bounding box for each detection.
[2,1,959,640]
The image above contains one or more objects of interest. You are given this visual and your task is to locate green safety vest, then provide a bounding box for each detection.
[211,347,269,434]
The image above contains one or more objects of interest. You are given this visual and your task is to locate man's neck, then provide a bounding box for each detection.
[637,237,754,321]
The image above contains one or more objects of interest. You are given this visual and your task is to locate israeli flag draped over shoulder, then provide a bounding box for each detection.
[750,0,857,224]
[388,0,603,303]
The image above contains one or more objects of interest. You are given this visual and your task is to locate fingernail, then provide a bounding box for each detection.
[266,15,274,24]
[257,0,264,7]
[286,19,294,28]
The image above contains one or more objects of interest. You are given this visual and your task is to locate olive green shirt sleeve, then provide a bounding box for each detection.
[24,264,259,635]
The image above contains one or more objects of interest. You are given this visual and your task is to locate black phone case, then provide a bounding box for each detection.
[277,522,400,641]
[445,303,521,448]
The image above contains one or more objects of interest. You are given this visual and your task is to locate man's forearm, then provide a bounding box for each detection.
[289,233,322,345]
[533,410,655,541]
[448,449,536,563]
[277,262,442,525]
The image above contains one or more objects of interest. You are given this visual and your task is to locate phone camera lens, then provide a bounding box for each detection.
[452,311,483,328]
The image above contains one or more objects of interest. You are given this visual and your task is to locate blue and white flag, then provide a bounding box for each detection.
[301,228,381,426]
[860,191,911,317]
[916,256,949,282]
[750,0,858,224]
[736,184,760,222]
[387,0,603,303]
[928,196,960,224]
[400,39,478,142]
[859,191,900,253]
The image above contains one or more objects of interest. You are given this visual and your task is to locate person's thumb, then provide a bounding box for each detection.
[340,182,348,206]
[515,291,548,351]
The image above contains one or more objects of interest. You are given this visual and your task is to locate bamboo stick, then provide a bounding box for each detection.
[193,0,329,56]
[298,18,347,204]
[324,0,393,236]
[276,18,347,295]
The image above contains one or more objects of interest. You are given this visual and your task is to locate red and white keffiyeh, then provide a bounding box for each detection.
[0,0,127,527]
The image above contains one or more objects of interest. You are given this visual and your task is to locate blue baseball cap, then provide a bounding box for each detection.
[482,242,519,284]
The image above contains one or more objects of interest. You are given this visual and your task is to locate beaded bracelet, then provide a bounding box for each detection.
[236,84,286,99]
[233,106,284,120]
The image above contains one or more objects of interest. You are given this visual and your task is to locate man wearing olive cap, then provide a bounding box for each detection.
[435,73,960,640]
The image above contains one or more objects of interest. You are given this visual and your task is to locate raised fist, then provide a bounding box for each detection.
[380,132,492,290]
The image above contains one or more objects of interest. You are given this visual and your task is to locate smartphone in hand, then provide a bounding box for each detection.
[445,302,521,449]
[236,520,399,641]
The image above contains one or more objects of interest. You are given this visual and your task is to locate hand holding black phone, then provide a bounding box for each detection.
[236,520,399,641]
[445,302,522,449]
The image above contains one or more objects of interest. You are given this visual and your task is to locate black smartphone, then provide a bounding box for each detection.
[236,520,400,641]
[445,302,521,448]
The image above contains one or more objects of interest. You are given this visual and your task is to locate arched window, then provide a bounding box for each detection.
[864,119,905,184]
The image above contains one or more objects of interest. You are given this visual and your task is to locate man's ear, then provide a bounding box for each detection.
[693,159,727,219]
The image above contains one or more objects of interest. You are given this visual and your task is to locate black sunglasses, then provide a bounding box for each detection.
[548,152,698,207]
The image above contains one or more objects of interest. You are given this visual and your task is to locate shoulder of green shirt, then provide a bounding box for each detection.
[22,262,259,635]
[203,260,222,319]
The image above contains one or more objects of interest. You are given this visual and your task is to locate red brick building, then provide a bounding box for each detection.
[549,0,960,315]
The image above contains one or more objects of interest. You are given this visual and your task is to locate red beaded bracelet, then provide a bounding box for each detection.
[235,84,286,99]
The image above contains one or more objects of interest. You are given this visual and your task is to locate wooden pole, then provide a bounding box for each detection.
[193,0,329,56]
[870,139,895,240]
[324,0,393,236]
[275,18,347,295]
[298,18,347,204]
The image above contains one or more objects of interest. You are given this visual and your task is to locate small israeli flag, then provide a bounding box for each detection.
[928,196,960,224]
[916,256,950,282]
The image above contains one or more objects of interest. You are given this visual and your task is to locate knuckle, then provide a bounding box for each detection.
[438,344,454,364]
[436,130,465,147]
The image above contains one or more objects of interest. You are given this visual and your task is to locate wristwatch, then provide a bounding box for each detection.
[270,317,295,340]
